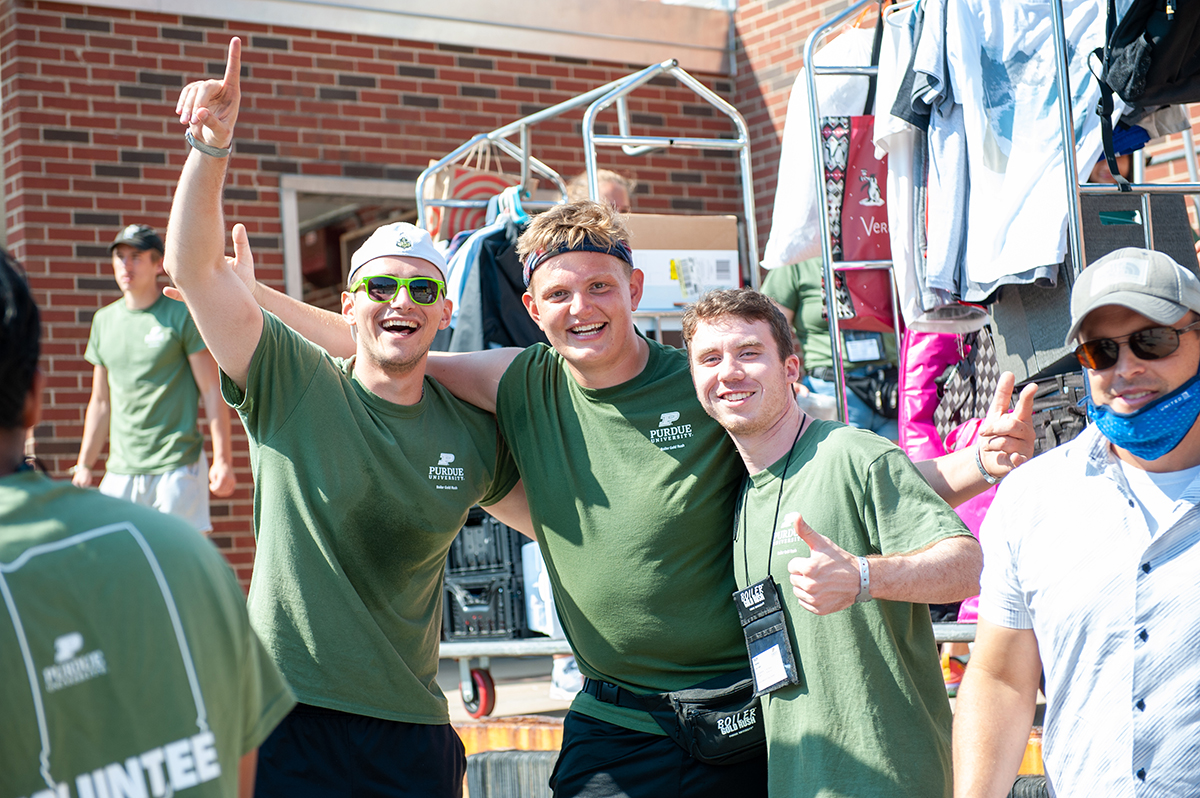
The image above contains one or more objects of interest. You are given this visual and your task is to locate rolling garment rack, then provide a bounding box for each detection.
[801,0,1200,659]
[417,58,762,339]
[802,0,906,430]
[421,59,762,717]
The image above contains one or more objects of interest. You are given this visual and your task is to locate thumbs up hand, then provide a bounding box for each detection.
[787,514,863,616]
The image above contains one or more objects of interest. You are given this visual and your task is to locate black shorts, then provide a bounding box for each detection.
[549,710,768,798]
[255,703,466,798]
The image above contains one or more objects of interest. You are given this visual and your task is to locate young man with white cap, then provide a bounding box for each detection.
[953,247,1200,797]
[166,39,529,797]
[71,223,236,533]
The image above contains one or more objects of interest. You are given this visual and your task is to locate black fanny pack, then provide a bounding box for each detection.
[581,669,765,766]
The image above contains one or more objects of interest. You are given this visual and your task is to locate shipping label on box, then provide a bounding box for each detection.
[625,214,741,312]
[636,249,740,310]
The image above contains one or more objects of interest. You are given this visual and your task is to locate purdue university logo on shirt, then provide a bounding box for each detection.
[144,325,168,348]
[43,631,108,693]
[649,410,693,452]
[428,452,465,490]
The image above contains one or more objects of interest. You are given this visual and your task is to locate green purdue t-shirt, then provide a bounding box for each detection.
[223,311,517,724]
[494,336,748,734]
[735,419,968,798]
[761,258,897,369]
[85,295,208,474]
[0,471,294,798]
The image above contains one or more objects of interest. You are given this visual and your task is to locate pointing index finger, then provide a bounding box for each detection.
[222,37,242,91]
[986,371,1016,419]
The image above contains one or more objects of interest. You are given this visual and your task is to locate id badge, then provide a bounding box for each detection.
[733,578,801,696]
[844,331,883,363]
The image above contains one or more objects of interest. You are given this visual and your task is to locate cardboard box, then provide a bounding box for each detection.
[625,214,741,312]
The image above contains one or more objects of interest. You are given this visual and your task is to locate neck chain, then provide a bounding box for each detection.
[737,415,807,585]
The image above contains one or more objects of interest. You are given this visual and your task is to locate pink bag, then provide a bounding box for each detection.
[899,331,993,623]
[898,331,962,460]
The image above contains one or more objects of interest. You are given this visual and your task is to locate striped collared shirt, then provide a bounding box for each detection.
[979,424,1200,797]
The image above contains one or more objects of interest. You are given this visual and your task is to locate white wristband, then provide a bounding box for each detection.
[975,445,1002,485]
[855,556,872,603]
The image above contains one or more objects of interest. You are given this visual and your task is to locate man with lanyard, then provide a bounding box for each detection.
[953,248,1200,797]
[681,288,979,798]
[237,199,1035,794]
[0,250,294,798]
[167,39,529,797]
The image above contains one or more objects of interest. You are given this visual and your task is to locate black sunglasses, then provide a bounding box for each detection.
[350,275,445,306]
[1074,319,1200,370]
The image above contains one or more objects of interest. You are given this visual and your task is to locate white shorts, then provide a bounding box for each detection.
[99,451,212,534]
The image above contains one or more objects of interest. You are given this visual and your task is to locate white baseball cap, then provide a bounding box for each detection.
[347,222,447,285]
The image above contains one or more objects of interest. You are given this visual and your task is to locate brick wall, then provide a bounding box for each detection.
[1,1,743,586]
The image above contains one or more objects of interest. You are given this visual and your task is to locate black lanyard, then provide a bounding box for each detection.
[736,418,805,586]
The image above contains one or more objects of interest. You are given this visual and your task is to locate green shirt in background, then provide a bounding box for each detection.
[223,311,517,724]
[0,472,294,798]
[761,258,897,370]
[495,336,748,734]
[736,419,968,798]
[85,295,208,474]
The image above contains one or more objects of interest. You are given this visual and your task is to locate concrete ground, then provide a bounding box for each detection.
[437,655,570,723]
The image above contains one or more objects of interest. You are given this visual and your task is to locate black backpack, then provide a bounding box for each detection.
[1091,0,1200,188]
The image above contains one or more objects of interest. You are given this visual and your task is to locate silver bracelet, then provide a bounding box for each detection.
[855,556,872,603]
[185,130,231,158]
[975,445,1002,485]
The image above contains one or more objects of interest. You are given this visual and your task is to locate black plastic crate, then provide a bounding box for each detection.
[443,571,528,639]
[447,508,527,576]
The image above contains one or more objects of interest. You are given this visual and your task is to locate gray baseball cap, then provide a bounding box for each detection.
[1065,248,1200,346]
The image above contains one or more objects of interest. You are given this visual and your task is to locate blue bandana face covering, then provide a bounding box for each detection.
[1086,369,1200,460]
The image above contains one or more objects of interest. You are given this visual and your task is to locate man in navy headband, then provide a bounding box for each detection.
[954,248,1200,797]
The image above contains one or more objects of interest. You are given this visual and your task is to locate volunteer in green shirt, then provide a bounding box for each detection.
[681,288,981,797]
[0,248,294,798]
[168,39,529,798]
[72,223,236,533]
[762,257,899,439]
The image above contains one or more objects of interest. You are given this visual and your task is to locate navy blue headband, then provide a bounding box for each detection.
[522,239,634,286]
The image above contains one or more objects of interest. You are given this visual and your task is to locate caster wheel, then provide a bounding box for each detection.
[461,667,496,718]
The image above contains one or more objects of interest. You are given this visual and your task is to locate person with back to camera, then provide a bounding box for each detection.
[0,247,294,798]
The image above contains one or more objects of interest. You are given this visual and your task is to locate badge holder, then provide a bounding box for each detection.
[733,578,801,696]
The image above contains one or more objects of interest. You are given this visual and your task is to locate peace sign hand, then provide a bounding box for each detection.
[175,37,242,150]
[977,371,1038,478]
